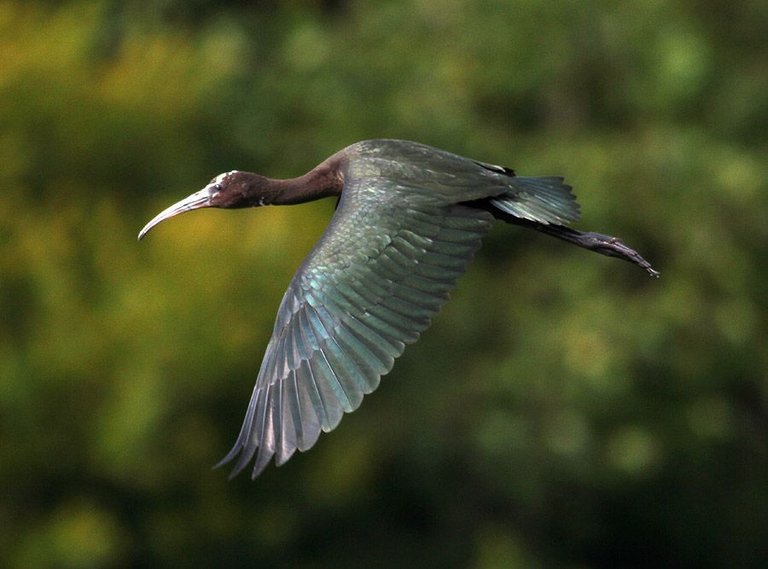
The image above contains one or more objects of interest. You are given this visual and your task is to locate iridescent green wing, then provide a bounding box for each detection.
[217,178,492,478]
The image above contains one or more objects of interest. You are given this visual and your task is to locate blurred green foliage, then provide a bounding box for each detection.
[1,0,767,567]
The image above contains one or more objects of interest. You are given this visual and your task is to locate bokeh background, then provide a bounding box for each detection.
[2,1,767,567]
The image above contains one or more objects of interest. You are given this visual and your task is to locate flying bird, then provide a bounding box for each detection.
[139,139,658,478]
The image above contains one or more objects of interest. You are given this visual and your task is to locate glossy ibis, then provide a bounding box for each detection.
[139,139,658,478]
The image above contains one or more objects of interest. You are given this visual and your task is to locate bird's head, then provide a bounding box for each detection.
[138,171,270,240]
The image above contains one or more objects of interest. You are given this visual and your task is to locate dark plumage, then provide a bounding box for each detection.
[139,139,658,478]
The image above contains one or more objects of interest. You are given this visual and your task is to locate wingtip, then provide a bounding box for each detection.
[213,441,279,480]
[213,447,247,480]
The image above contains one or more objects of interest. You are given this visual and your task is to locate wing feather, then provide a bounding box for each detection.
[218,177,493,478]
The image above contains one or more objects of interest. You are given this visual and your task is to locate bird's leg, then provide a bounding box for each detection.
[491,214,659,277]
[466,200,659,277]
[529,222,660,277]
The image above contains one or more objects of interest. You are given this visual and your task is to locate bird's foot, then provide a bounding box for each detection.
[577,232,660,277]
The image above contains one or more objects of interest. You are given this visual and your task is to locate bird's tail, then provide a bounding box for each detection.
[489,176,581,226]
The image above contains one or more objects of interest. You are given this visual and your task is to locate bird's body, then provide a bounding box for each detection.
[139,139,657,478]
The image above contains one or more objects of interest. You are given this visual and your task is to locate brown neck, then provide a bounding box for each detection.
[268,162,344,206]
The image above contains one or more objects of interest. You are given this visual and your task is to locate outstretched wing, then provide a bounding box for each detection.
[217,178,493,478]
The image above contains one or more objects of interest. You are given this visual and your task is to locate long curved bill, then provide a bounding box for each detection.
[138,187,214,240]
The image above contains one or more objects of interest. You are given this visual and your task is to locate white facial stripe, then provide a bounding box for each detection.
[213,170,238,185]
